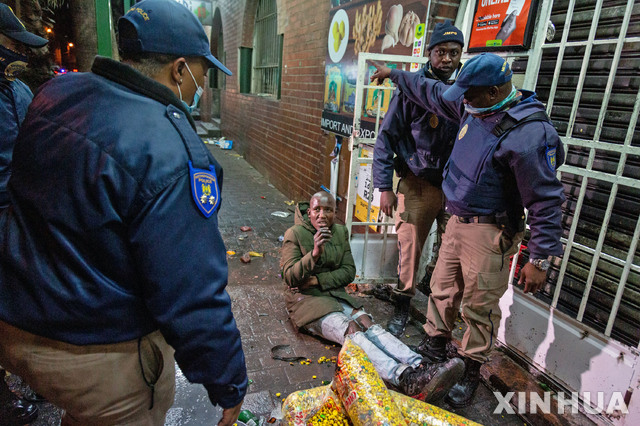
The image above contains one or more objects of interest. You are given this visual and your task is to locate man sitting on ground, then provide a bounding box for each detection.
[280,191,463,402]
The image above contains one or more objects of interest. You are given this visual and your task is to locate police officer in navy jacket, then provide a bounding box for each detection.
[373,21,464,338]
[0,1,246,425]
[371,53,565,407]
[0,3,48,209]
[0,5,48,425]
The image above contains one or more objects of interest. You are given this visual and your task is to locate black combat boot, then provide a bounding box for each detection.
[416,267,433,296]
[0,374,38,426]
[386,293,411,337]
[445,357,483,408]
[398,357,465,403]
[414,335,448,363]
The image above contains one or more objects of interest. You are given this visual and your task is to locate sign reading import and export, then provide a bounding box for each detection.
[321,0,430,137]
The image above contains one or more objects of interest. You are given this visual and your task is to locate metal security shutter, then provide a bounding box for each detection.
[515,0,640,348]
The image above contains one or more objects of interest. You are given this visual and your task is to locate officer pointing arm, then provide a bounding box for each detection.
[371,55,565,292]
[371,53,565,409]
[372,21,465,337]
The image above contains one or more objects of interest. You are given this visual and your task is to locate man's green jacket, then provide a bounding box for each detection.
[280,202,361,328]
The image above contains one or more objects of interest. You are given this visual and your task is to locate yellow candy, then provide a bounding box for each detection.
[391,389,483,425]
[333,339,405,426]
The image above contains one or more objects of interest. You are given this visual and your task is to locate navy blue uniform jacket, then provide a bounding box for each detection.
[388,68,565,259]
[373,65,459,190]
[0,78,33,209]
[0,57,247,408]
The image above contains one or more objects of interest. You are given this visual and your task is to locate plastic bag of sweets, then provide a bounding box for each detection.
[332,338,407,426]
[390,390,483,426]
[282,385,351,425]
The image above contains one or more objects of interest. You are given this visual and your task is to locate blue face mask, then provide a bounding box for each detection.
[0,44,28,81]
[176,61,203,114]
[464,84,518,116]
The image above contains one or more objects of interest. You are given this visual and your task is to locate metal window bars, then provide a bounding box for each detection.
[252,0,280,96]
[518,0,640,347]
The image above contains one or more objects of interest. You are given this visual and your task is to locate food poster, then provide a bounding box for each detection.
[365,64,396,118]
[468,0,539,51]
[321,0,430,138]
[324,65,343,113]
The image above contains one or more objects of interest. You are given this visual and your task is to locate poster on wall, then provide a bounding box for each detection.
[321,0,430,138]
[468,0,539,51]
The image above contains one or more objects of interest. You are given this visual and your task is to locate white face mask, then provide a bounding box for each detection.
[176,61,203,114]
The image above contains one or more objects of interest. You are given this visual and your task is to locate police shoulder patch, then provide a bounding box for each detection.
[189,161,220,218]
[545,147,557,171]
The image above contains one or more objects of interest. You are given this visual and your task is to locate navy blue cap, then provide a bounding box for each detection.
[118,0,231,75]
[0,4,48,47]
[428,20,464,50]
[442,53,512,101]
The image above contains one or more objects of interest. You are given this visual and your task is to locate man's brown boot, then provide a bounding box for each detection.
[398,357,464,403]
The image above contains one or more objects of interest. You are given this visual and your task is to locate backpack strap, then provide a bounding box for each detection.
[492,111,550,137]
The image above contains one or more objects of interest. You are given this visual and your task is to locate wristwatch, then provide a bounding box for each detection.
[529,258,551,271]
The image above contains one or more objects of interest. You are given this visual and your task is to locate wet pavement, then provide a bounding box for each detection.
[8,143,542,425]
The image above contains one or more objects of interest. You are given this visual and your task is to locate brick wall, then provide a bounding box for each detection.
[214,0,330,203]
[213,0,461,204]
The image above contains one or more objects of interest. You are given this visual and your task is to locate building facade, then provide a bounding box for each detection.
[210,0,460,206]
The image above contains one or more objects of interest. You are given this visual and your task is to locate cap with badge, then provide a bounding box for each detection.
[118,0,231,75]
[428,20,464,50]
[0,3,48,47]
[442,53,512,101]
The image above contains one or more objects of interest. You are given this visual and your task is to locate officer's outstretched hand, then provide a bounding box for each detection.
[370,61,392,84]
[518,263,547,294]
[218,400,243,426]
[380,191,397,217]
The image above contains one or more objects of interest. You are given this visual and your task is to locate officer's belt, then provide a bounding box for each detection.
[458,215,497,224]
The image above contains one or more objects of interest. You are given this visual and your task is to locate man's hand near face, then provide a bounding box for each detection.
[312,227,332,259]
